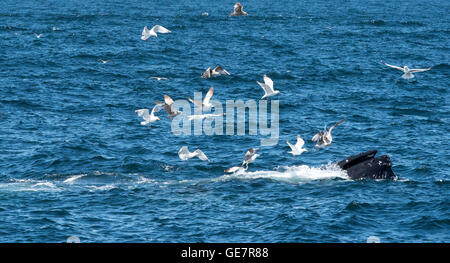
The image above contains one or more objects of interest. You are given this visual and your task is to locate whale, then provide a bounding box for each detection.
[338,150,397,180]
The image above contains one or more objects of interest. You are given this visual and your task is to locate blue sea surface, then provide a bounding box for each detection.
[0,0,449,242]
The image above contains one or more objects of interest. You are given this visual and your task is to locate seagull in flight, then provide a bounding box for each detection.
[287,135,308,158]
[201,66,230,79]
[178,146,209,162]
[312,119,345,148]
[34,33,43,39]
[186,113,224,121]
[98,59,111,64]
[188,86,215,110]
[225,148,259,173]
[154,95,181,118]
[149,76,169,81]
[381,61,432,79]
[135,105,162,128]
[257,74,280,99]
[141,25,171,40]
[242,148,260,169]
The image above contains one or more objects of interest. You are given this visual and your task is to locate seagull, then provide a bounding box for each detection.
[34,33,42,39]
[312,119,345,148]
[149,77,169,81]
[135,105,162,127]
[381,61,432,79]
[154,95,181,118]
[98,59,111,64]
[230,2,248,16]
[242,148,260,169]
[186,113,224,121]
[225,148,259,173]
[257,74,280,99]
[141,25,171,40]
[188,86,215,110]
[178,146,209,162]
[287,135,308,158]
[201,66,230,79]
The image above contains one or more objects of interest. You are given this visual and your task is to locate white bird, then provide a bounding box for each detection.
[188,86,215,110]
[150,76,169,81]
[98,59,111,64]
[312,119,345,148]
[154,95,181,118]
[34,33,42,39]
[257,74,280,99]
[178,146,209,162]
[186,113,224,121]
[382,61,431,79]
[135,105,162,127]
[224,166,247,173]
[242,148,260,169]
[141,25,171,40]
[287,135,308,157]
[201,66,230,79]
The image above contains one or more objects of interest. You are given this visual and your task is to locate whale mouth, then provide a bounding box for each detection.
[338,150,397,180]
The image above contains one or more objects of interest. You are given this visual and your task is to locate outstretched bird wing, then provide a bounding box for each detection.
[135,109,150,120]
[381,61,404,71]
[194,149,209,162]
[151,25,171,34]
[201,67,211,79]
[295,135,305,149]
[203,86,214,105]
[141,26,151,40]
[409,67,432,73]
[214,66,230,75]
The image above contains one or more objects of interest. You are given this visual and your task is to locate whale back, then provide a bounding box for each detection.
[338,150,396,180]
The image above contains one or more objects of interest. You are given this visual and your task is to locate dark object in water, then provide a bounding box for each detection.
[338,150,397,180]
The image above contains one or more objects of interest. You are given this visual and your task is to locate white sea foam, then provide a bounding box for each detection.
[215,163,349,184]
[63,174,87,184]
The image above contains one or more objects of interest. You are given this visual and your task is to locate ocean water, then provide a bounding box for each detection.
[0,0,449,242]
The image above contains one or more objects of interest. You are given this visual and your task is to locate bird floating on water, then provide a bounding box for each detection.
[230,2,248,16]
[201,66,230,79]
[381,60,431,79]
[178,146,209,162]
[312,119,345,148]
[287,135,308,158]
[154,95,181,118]
[257,74,280,99]
[141,25,171,40]
[188,86,215,110]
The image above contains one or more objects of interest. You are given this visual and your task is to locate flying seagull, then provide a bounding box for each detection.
[178,146,209,162]
[186,113,224,121]
[287,135,308,158]
[135,105,162,127]
[242,148,260,169]
[149,77,169,81]
[154,95,181,118]
[381,61,431,79]
[34,33,42,39]
[201,66,230,79]
[188,86,215,110]
[98,59,111,64]
[230,2,248,16]
[257,74,280,99]
[225,148,259,173]
[141,25,171,40]
[312,119,345,148]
